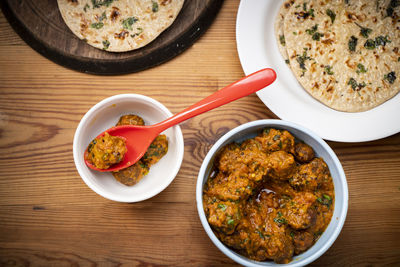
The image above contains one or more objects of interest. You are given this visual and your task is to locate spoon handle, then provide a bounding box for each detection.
[155,68,276,132]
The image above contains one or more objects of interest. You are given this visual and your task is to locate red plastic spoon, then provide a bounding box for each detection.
[85,68,277,172]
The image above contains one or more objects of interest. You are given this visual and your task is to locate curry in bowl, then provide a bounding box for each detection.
[86,114,168,186]
[203,128,334,264]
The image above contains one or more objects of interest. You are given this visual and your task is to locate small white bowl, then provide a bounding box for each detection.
[196,119,348,266]
[73,94,184,202]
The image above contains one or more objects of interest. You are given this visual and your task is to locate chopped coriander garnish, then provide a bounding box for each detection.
[375,35,391,46]
[312,32,324,41]
[227,219,235,225]
[91,22,104,29]
[305,24,318,35]
[348,78,366,91]
[364,39,376,50]
[256,230,265,239]
[317,194,333,207]
[99,11,107,22]
[348,36,358,52]
[122,17,138,30]
[102,40,110,50]
[218,203,227,211]
[152,0,159,12]
[355,22,372,38]
[279,35,286,46]
[83,4,90,12]
[285,59,290,64]
[296,48,311,72]
[324,65,334,75]
[384,71,396,84]
[274,217,288,224]
[356,63,367,74]
[364,35,391,50]
[130,27,144,38]
[92,0,115,9]
[326,9,336,23]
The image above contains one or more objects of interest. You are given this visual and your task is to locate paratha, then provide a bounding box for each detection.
[58,0,184,52]
[274,0,296,62]
[282,0,399,112]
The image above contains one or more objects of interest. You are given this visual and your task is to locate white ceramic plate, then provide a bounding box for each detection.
[236,0,400,142]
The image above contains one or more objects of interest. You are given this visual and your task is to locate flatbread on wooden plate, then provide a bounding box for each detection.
[58,0,184,52]
[281,0,399,112]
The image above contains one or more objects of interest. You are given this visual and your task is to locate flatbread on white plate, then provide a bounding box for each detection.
[280,0,399,112]
[58,0,184,52]
[274,0,296,61]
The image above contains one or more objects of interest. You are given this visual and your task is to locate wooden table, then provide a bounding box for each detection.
[0,2,399,266]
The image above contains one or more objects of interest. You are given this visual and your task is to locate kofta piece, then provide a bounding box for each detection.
[205,200,241,235]
[205,171,254,201]
[86,132,127,169]
[255,128,295,154]
[267,151,296,180]
[112,161,149,186]
[289,158,330,191]
[142,135,168,166]
[116,114,145,126]
[294,142,315,163]
[292,231,314,254]
[283,192,317,230]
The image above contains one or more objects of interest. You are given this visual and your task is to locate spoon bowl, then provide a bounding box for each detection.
[85,68,277,172]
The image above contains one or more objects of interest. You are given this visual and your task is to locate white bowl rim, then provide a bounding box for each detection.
[196,119,348,266]
[73,93,184,202]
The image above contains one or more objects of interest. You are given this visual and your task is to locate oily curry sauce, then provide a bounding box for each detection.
[203,128,334,263]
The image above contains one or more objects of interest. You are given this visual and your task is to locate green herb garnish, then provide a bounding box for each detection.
[152,1,159,12]
[364,35,391,50]
[227,219,235,225]
[305,24,318,35]
[355,22,372,38]
[99,11,107,22]
[122,17,138,30]
[348,36,358,52]
[279,35,286,46]
[83,4,90,12]
[92,0,115,9]
[324,65,334,75]
[285,59,290,64]
[375,35,391,46]
[91,22,104,29]
[218,203,227,211]
[364,39,376,50]
[274,217,288,224]
[326,9,336,23]
[384,71,396,84]
[348,78,366,91]
[296,48,311,74]
[356,63,367,74]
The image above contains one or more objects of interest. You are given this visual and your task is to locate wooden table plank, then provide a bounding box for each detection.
[0,1,399,266]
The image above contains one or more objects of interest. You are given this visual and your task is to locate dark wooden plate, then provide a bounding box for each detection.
[1,0,223,75]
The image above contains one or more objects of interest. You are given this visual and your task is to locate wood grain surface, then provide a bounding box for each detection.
[1,0,222,74]
[0,1,400,266]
